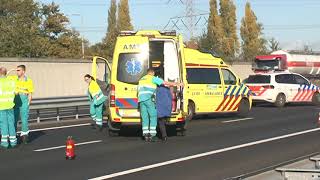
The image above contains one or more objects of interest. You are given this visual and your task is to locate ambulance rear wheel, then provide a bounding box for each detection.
[275,93,286,107]
[186,102,195,121]
[312,93,320,106]
[237,99,250,117]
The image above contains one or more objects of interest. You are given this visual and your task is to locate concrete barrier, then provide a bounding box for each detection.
[229,62,254,80]
[0,58,254,98]
[0,58,107,98]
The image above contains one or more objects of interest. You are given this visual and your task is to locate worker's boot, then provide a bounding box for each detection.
[10,144,19,149]
[161,136,168,142]
[150,136,158,142]
[91,123,97,129]
[98,125,103,132]
[144,134,151,142]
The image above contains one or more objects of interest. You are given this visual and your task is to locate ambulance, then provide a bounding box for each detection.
[91,30,252,136]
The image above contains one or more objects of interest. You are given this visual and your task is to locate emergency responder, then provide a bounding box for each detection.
[0,67,17,149]
[14,65,34,144]
[84,74,107,131]
[138,68,181,142]
[156,85,172,141]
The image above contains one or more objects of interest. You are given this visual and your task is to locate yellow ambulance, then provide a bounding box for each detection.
[183,48,252,120]
[91,30,252,136]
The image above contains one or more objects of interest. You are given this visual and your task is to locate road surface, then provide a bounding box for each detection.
[0,103,319,180]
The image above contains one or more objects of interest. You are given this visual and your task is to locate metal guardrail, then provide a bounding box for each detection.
[28,96,90,123]
[310,157,320,169]
[276,168,320,180]
[273,156,320,180]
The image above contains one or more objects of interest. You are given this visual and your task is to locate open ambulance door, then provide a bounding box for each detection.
[177,35,188,118]
[91,56,112,107]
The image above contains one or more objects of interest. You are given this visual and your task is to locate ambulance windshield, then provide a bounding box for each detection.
[117,53,148,84]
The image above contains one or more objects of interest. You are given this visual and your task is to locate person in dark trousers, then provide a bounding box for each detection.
[156,85,173,141]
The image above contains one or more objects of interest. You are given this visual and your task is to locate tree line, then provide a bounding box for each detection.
[1,0,281,61]
[0,0,84,58]
[95,0,281,62]
[0,0,133,59]
[198,0,283,62]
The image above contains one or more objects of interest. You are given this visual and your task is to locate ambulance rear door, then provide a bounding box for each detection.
[112,36,149,119]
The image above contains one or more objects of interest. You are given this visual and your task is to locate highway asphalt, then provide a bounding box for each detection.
[0,103,319,180]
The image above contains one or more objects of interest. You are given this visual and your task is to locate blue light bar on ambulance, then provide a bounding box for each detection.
[160,30,176,36]
[119,31,136,36]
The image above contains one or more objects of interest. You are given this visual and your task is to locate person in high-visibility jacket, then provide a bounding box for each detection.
[138,68,181,142]
[0,67,17,149]
[12,65,34,144]
[84,74,107,131]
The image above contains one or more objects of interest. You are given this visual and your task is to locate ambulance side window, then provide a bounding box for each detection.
[221,69,236,85]
[186,68,221,84]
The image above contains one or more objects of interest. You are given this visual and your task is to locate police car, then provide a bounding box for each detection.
[244,72,320,107]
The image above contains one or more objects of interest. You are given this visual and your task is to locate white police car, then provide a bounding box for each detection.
[244,72,320,107]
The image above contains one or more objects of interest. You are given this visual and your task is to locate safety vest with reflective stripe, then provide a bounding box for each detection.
[16,76,34,94]
[88,80,101,97]
[88,80,106,105]
[138,75,157,102]
[0,77,16,110]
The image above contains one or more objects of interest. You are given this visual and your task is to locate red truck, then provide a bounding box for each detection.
[253,50,320,84]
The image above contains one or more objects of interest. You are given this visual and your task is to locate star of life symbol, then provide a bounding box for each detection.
[125,58,142,75]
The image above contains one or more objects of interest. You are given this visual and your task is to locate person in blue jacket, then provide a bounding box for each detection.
[156,85,172,141]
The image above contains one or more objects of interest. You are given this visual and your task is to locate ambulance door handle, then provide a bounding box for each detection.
[124,87,128,91]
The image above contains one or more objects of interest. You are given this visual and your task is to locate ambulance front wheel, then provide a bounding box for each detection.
[312,93,320,106]
[237,99,250,117]
[186,102,195,121]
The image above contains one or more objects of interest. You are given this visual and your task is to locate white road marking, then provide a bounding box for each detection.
[222,118,254,123]
[89,128,320,180]
[17,123,91,134]
[34,140,102,152]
